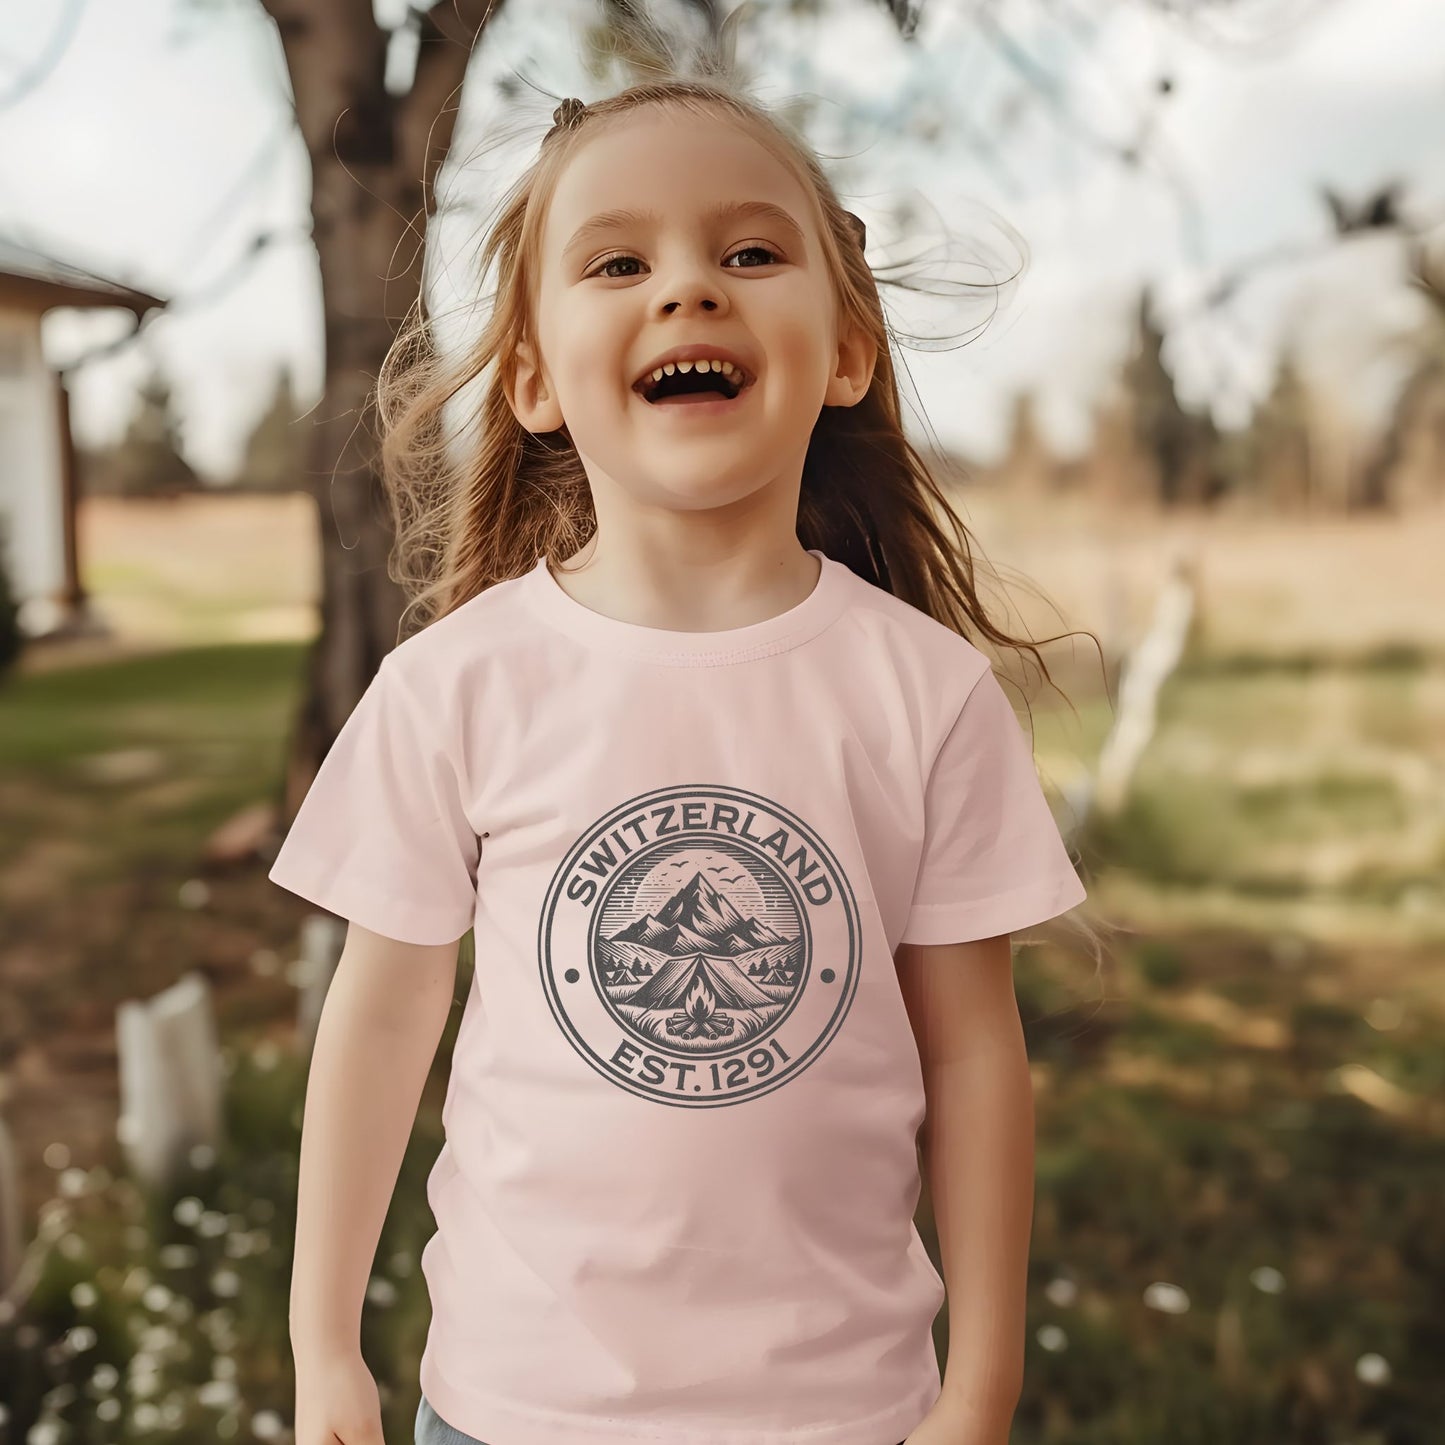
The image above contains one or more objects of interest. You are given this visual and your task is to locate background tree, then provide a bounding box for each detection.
[1357,233,1445,509]
[253,0,920,812]
[236,364,306,492]
[1122,288,1223,506]
[254,0,503,810]
[88,363,201,498]
[1241,347,1313,511]
[996,389,1057,495]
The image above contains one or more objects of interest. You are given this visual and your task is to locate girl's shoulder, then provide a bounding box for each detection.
[374,570,549,728]
[828,560,993,689]
[388,569,541,668]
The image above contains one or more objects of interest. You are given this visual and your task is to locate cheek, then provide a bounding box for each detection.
[762,294,832,363]
[558,315,628,389]
[767,324,833,396]
[536,298,608,382]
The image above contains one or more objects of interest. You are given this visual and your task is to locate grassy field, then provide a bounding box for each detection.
[1,491,1442,1442]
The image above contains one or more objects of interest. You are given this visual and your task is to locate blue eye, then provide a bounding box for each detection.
[587,244,782,279]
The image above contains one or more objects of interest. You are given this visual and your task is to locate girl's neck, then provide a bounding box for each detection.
[549,538,821,635]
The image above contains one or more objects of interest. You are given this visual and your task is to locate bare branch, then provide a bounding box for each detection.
[0,0,89,110]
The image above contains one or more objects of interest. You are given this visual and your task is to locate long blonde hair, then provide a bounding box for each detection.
[375,76,1092,699]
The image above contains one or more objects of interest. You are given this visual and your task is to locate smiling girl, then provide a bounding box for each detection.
[272,73,1089,1445]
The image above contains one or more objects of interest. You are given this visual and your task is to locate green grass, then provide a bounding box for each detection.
[0,643,305,879]
[1074,654,1445,935]
[0,644,305,769]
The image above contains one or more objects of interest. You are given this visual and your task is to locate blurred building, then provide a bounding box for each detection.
[0,236,165,638]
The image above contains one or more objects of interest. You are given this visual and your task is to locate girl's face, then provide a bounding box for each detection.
[508,107,874,519]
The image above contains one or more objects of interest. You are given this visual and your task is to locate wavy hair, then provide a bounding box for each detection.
[386,75,1099,662]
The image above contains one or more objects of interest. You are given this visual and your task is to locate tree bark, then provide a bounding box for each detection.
[258,0,503,813]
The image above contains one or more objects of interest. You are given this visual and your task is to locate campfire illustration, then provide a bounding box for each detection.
[665,975,737,1041]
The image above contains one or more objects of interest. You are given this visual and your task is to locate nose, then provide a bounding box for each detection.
[656,262,729,316]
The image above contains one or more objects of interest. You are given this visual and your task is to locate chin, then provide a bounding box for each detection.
[641,472,770,512]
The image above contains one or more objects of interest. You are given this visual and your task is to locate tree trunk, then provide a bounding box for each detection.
[258,0,502,812]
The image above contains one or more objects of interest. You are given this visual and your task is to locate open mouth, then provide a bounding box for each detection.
[632,360,755,406]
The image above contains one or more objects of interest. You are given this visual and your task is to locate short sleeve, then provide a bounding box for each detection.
[899,664,1087,946]
[267,654,480,945]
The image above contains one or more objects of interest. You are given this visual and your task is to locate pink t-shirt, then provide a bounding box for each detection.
[268,547,1086,1445]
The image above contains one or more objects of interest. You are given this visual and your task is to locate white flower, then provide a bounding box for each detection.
[211,1269,242,1299]
[1249,1266,1285,1294]
[1356,1353,1391,1385]
[251,1407,286,1439]
[173,1197,204,1228]
[366,1276,398,1307]
[1142,1281,1190,1314]
[1043,1275,1077,1307]
[142,1284,175,1313]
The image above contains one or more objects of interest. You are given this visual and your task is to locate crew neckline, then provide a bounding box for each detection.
[521,547,849,665]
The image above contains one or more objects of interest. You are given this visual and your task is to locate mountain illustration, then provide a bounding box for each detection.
[608,872,789,956]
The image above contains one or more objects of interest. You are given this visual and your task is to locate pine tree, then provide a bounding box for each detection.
[109,364,200,497]
[238,365,308,491]
[1122,288,1223,504]
[1001,389,1055,492]
[1245,348,1313,509]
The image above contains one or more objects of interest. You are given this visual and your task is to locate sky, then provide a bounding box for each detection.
[1,0,1442,478]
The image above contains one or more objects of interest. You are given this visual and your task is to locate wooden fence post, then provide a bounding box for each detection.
[1084,541,1199,822]
[116,971,223,1192]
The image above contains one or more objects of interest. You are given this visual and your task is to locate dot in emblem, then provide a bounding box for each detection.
[820,968,836,984]
[564,968,580,983]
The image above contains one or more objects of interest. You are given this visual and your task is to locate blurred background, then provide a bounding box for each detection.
[1,0,1442,1441]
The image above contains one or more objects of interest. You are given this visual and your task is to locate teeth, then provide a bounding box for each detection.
[646,359,739,384]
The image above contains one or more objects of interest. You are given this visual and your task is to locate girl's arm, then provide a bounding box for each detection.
[288,921,461,1365]
[896,934,1033,1444]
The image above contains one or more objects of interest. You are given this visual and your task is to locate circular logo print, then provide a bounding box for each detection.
[539,785,861,1107]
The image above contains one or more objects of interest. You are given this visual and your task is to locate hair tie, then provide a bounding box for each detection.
[548,96,588,137]
[842,210,867,251]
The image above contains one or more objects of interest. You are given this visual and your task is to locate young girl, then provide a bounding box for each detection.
[272,75,1088,1445]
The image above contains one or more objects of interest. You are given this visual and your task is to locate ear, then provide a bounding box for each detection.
[505,336,565,433]
[823,312,877,408]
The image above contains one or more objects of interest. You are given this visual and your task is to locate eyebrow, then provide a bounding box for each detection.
[561,199,807,263]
